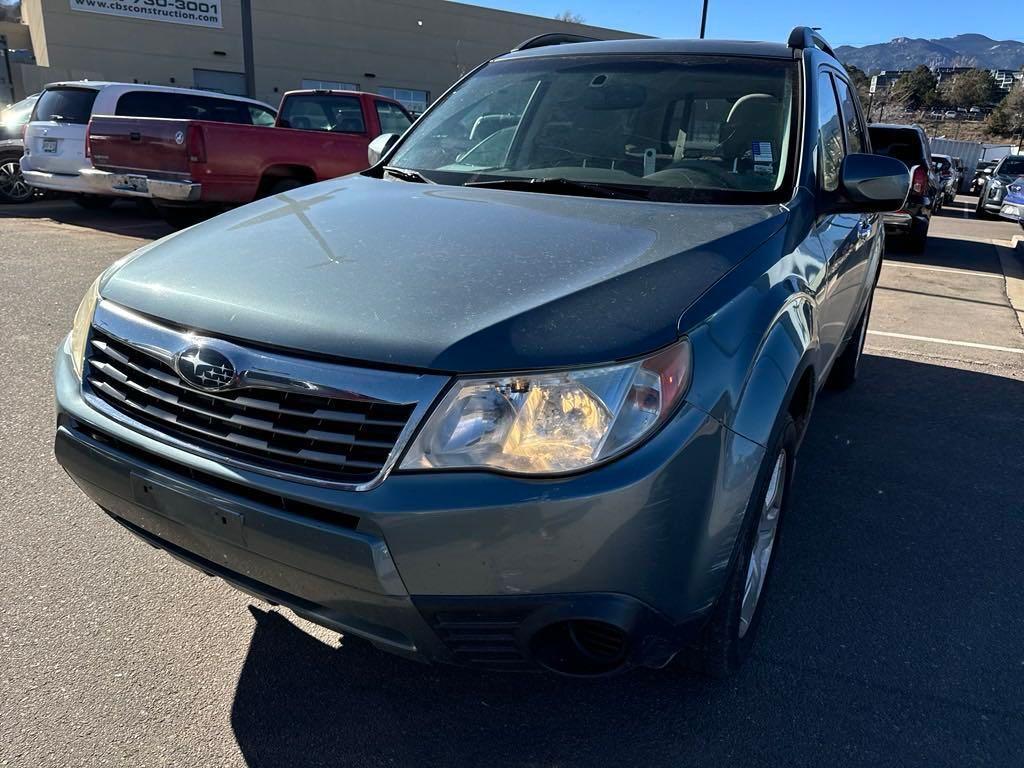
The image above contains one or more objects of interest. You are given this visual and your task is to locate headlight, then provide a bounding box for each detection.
[401,339,691,475]
[69,276,101,379]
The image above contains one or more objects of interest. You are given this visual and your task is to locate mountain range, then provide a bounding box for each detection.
[836,34,1024,73]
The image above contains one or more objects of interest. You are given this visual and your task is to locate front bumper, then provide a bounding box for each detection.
[54,340,762,671]
[981,186,1007,213]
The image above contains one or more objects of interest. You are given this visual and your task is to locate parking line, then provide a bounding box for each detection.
[867,330,1024,354]
[882,261,1005,280]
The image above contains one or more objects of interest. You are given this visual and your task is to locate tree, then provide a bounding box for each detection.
[553,10,585,24]
[987,85,1024,137]
[947,69,999,109]
[890,65,938,111]
[844,65,872,105]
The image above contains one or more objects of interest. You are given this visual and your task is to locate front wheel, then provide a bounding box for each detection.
[0,157,34,203]
[906,217,929,252]
[694,413,797,677]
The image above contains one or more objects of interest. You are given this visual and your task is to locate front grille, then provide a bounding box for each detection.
[85,327,415,485]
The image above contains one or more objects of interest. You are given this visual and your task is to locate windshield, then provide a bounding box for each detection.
[1,95,38,129]
[933,157,950,172]
[997,157,1024,177]
[387,54,798,204]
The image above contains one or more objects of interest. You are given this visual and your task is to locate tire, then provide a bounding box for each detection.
[827,289,873,390]
[906,217,928,252]
[0,155,33,204]
[695,412,798,678]
[156,205,208,229]
[974,194,992,220]
[73,194,115,210]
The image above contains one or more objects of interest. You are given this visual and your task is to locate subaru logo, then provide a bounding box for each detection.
[174,345,237,391]
[174,131,185,145]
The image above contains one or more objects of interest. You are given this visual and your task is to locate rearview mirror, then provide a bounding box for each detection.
[368,133,400,166]
[826,153,910,214]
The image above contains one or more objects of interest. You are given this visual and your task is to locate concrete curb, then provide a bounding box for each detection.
[995,236,1024,338]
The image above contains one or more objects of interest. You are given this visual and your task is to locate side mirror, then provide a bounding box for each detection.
[826,153,910,214]
[368,133,400,166]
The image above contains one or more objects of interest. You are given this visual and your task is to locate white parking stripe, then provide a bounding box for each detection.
[867,330,1024,354]
[882,261,1005,280]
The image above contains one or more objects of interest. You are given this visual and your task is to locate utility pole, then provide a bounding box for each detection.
[699,0,709,39]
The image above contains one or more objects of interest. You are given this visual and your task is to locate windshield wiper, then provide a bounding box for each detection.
[464,176,647,200]
[383,166,432,184]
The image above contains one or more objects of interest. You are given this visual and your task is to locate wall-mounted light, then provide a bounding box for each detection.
[169,77,176,83]
[213,50,227,56]
[364,72,376,79]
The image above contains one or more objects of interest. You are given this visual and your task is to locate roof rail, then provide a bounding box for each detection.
[787,26,837,59]
[511,33,598,52]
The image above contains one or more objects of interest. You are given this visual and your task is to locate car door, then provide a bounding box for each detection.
[23,86,99,174]
[811,70,869,367]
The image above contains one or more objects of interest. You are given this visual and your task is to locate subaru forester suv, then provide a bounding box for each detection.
[54,29,909,677]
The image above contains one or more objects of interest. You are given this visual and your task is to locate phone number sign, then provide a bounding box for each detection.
[69,0,223,29]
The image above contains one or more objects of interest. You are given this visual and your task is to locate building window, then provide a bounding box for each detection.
[301,79,359,92]
[377,87,428,115]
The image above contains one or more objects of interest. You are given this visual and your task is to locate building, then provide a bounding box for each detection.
[4,0,640,110]
[991,67,1024,94]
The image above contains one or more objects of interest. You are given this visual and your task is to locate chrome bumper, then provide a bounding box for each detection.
[79,168,201,202]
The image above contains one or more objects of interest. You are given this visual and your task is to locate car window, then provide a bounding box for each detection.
[868,127,925,170]
[817,72,844,193]
[115,91,273,126]
[249,106,276,126]
[279,94,365,133]
[33,87,98,124]
[933,157,951,172]
[375,100,412,135]
[833,77,865,154]
[998,157,1024,177]
[389,55,799,204]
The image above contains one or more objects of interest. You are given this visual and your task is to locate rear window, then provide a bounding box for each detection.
[933,157,951,172]
[279,94,366,133]
[33,87,98,124]
[869,127,926,169]
[115,91,276,126]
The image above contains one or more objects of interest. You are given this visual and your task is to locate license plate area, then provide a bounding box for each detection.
[42,138,58,153]
[131,472,246,546]
[112,174,149,194]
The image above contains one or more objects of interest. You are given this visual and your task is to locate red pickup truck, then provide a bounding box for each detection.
[86,90,412,225]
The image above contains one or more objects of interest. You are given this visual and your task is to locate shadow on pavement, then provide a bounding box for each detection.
[0,198,173,239]
[229,353,1024,768]
[887,233,1004,274]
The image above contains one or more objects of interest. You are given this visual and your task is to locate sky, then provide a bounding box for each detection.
[465,0,1023,48]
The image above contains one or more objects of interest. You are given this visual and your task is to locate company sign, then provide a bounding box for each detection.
[69,0,223,29]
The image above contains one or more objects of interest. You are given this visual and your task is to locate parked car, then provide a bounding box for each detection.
[970,159,997,195]
[0,93,39,204]
[53,28,909,677]
[20,82,276,209]
[87,89,412,226]
[943,110,957,119]
[975,155,1024,219]
[868,123,940,250]
[931,153,957,203]
[997,177,1024,229]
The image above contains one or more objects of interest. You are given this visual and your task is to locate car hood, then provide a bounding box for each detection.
[101,175,786,373]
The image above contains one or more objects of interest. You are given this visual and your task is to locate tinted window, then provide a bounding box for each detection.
[833,77,865,154]
[997,157,1024,176]
[375,100,412,134]
[279,94,365,133]
[33,87,98,124]
[868,127,926,169]
[817,73,844,192]
[933,157,951,172]
[115,91,274,125]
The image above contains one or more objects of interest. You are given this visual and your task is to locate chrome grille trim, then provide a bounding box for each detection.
[83,300,450,490]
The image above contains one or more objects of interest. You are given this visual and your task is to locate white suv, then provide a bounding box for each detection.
[20,82,275,207]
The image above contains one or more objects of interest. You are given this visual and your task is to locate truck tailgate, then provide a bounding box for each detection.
[88,117,192,177]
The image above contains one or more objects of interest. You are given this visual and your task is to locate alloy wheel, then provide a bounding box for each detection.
[0,160,32,203]
[738,449,786,639]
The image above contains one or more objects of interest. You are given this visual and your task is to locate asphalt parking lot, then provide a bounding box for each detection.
[2,196,1023,767]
